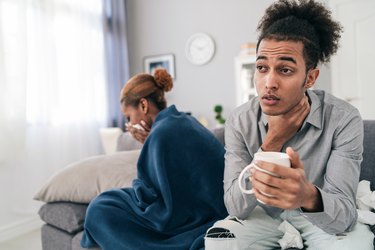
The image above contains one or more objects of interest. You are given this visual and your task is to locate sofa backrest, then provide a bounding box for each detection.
[117,127,225,151]
[117,120,375,190]
[360,120,375,190]
[201,121,375,191]
[116,132,143,151]
[212,121,375,190]
[211,127,225,145]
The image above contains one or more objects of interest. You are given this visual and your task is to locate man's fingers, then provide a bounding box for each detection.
[286,147,304,170]
[296,96,310,116]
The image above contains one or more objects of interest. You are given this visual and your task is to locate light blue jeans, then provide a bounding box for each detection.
[205,206,373,250]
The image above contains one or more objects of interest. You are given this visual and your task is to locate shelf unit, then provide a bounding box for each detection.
[234,54,257,107]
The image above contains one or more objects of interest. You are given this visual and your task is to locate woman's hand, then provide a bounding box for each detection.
[125,120,151,144]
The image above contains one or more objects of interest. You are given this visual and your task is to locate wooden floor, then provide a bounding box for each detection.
[0,229,42,250]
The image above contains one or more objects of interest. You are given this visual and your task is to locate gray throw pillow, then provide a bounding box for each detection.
[34,150,140,203]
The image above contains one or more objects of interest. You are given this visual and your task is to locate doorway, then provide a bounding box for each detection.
[329,0,375,119]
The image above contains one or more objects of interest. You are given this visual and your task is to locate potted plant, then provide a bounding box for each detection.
[214,105,225,126]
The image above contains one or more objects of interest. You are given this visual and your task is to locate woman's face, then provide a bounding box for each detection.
[122,103,145,125]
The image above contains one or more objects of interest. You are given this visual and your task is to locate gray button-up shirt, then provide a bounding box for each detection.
[224,89,363,234]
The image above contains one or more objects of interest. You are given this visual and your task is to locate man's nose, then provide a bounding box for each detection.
[265,71,279,90]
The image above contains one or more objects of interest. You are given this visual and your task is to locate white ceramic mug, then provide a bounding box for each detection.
[238,151,291,194]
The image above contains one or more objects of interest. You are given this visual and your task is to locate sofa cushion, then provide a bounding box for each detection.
[34,150,140,203]
[360,120,375,190]
[39,202,88,234]
[72,231,100,250]
[41,224,74,250]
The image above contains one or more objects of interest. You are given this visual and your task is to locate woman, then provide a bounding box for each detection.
[81,69,227,250]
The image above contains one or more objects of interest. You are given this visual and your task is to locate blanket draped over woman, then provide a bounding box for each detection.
[81,105,227,249]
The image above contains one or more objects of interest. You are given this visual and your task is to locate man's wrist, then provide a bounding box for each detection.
[301,185,323,212]
[261,142,283,152]
[262,133,285,152]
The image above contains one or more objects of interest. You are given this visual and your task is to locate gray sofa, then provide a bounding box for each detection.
[38,121,375,250]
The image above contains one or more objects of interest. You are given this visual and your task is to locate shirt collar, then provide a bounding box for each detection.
[260,89,322,130]
[305,89,322,129]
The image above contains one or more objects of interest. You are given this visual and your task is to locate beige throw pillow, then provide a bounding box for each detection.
[34,150,140,203]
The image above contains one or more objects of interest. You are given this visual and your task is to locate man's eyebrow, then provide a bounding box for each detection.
[256,55,267,61]
[256,55,297,64]
[279,56,297,64]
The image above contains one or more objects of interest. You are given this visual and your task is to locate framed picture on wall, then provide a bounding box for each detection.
[144,54,175,79]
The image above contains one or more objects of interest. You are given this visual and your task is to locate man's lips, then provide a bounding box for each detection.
[261,94,280,105]
[262,94,280,101]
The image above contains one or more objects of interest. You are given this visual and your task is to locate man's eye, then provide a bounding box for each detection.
[256,65,267,72]
[280,68,293,74]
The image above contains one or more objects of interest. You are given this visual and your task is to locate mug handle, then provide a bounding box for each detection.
[238,163,255,194]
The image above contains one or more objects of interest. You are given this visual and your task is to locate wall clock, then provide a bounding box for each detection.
[185,33,215,65]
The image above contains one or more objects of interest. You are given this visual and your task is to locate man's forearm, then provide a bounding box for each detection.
[301,188,357,234]
[261,130,289,152]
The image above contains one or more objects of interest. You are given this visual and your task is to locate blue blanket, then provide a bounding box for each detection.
[81,105,227,249]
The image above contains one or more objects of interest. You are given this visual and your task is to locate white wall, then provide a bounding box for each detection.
[126,0,331,126]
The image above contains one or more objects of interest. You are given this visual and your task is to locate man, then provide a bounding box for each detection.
[205,0,374,249]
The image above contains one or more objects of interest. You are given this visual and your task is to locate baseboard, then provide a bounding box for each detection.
[0,215,43,243]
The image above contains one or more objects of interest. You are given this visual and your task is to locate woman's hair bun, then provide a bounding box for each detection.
[153,68,173,92]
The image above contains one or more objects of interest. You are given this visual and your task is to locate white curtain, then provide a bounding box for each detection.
[0,0,107,227]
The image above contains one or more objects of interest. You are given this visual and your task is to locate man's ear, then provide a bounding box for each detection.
[139,98,148,114]
[305,68,320,89]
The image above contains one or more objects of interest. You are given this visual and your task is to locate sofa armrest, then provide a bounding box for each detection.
[360,120,375,190]
[100,128,123,154]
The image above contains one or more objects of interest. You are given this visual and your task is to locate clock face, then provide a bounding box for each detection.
[185,33,215,65]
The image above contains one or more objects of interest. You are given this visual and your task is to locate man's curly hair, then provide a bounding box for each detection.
[257,0,343,70]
